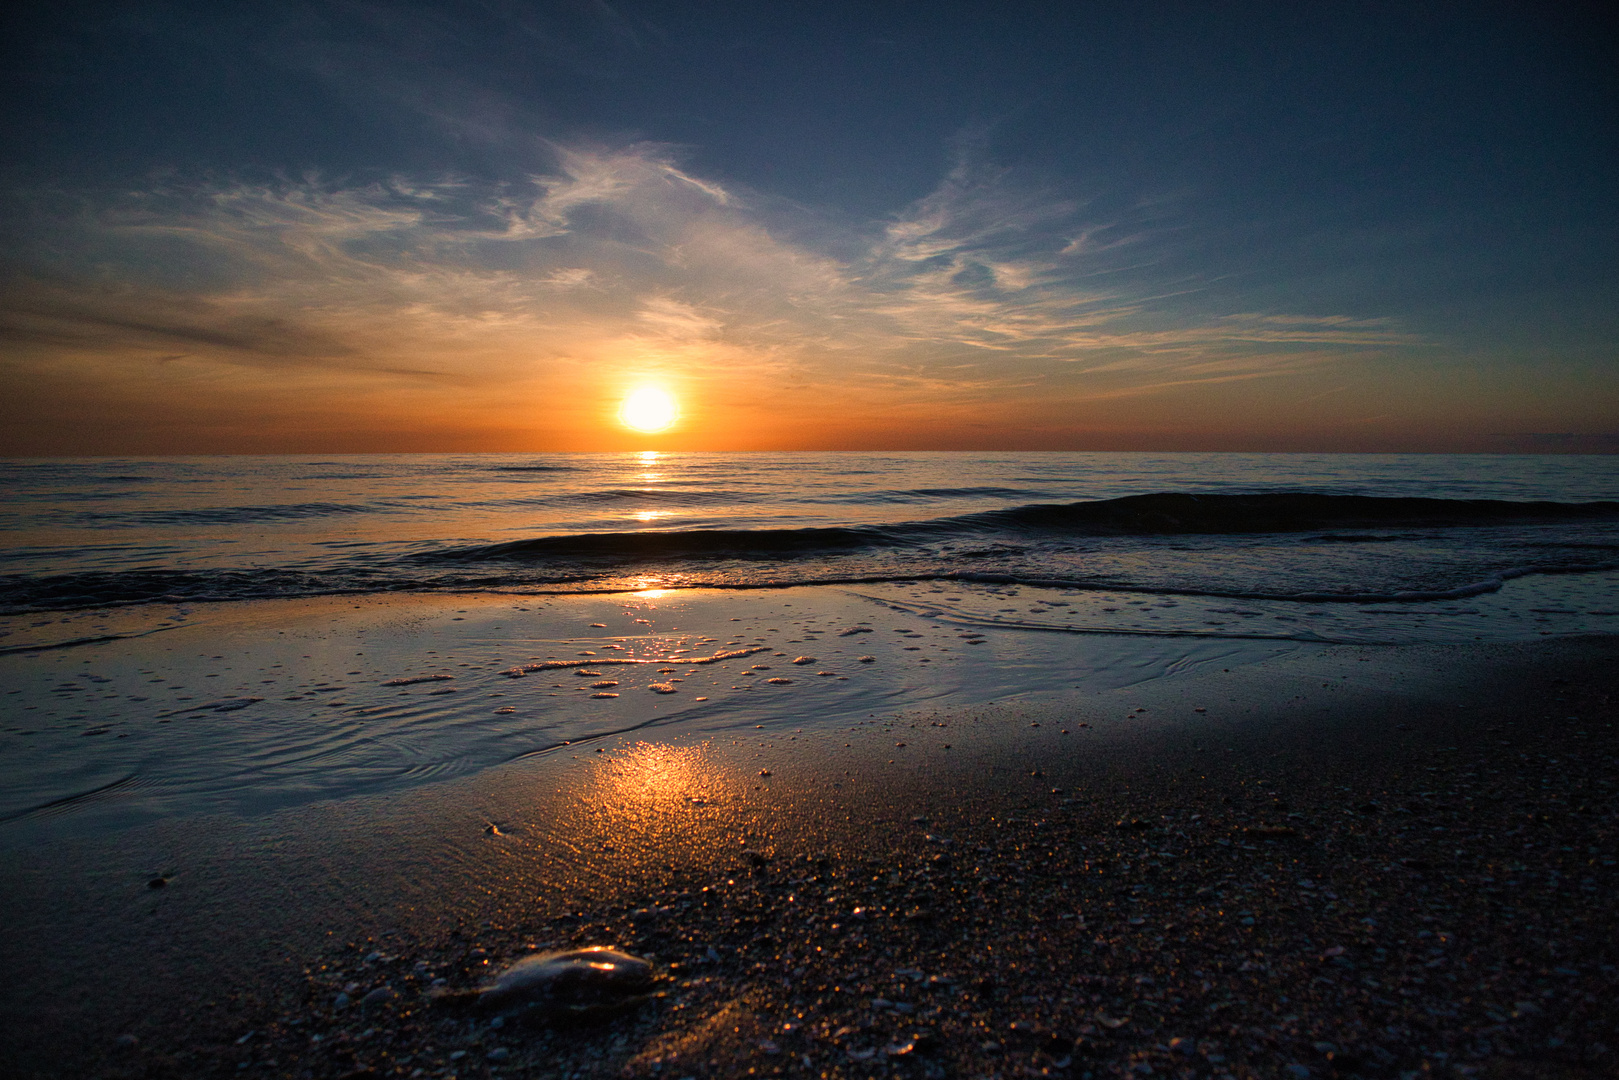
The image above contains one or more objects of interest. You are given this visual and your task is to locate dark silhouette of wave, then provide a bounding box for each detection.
[7,493,1616,613]
[430,493,1619,563]
[958,492,1619,534]
[433,525,889,562]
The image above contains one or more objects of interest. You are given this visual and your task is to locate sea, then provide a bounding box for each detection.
[4,451,1618,829]
[3,451,1618,640]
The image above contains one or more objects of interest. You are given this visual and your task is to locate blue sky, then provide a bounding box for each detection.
[1,1,1614,452]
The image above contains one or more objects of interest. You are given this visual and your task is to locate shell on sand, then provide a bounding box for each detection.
[466,947,654,1020]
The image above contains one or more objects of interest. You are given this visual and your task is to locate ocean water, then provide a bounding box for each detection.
[5,452,1619,830]
[3,451,1617,641]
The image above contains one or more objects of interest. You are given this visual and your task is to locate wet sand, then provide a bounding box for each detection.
[2,599,1617,1079]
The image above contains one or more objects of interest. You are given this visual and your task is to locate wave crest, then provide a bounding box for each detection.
[430,493,1619,564]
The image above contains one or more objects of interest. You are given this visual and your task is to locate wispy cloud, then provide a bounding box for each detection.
[0,140,1425,448]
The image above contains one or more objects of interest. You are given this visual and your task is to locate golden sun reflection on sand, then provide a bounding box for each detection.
[569,743,748,863]
[597,743,718,807]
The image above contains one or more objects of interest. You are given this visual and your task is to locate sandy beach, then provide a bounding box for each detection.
[3,589,1616,1079]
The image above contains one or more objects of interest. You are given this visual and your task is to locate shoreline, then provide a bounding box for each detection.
[0,585,1316,834]
[2,596,1617,1078]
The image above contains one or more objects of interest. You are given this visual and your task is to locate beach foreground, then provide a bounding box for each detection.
[2,591,1617,1080]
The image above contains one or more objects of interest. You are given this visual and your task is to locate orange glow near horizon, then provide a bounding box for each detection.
[6,143,1612,458]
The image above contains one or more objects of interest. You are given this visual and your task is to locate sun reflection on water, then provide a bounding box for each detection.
[636,450,663,482]
[627,576,672,597]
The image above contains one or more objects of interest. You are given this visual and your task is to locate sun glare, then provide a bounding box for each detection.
[619,387,679,433]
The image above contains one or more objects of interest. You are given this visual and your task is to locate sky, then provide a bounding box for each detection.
[1,1,1614,454]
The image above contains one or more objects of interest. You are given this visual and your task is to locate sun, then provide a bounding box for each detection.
[619,386,679,433]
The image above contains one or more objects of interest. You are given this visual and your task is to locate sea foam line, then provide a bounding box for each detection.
[494,646,773,678]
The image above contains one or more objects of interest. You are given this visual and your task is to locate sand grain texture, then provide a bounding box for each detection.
[2,638,1616,1080]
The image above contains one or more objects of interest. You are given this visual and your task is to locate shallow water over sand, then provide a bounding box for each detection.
[5,568,1615,836]
[0,586,1301,833]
